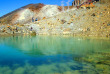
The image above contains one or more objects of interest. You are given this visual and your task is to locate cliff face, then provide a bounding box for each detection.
[0,3,63,24]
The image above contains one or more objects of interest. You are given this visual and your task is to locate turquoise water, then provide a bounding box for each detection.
[0,36,110,74]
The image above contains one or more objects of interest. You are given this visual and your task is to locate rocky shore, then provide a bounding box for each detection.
[0,24,31,36]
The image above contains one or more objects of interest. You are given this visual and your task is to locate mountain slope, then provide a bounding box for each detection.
[0,4,39,24]
[28,3,110,37]
[0,3,64,24]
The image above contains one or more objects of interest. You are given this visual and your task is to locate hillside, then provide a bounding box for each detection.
[0,2,110,37]
[0,3,67,24]
[28,2,110,37]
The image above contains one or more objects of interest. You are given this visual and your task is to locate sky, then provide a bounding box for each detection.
[0,0,73,17]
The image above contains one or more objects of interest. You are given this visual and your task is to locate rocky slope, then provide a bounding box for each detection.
[0,3,67,24]
[0,4,41,24]
[0,2,110,37]
[27,2,110,37]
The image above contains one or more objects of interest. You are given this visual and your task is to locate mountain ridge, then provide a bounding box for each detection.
[0,3,45,24]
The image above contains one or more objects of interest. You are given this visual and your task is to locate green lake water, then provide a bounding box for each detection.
[0,35,110,74]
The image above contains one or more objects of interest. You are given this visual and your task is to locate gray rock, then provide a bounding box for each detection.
[107,23,110,26]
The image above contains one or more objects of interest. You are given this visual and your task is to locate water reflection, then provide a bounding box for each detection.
[0,36,110,74]
[0,36,110,56]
